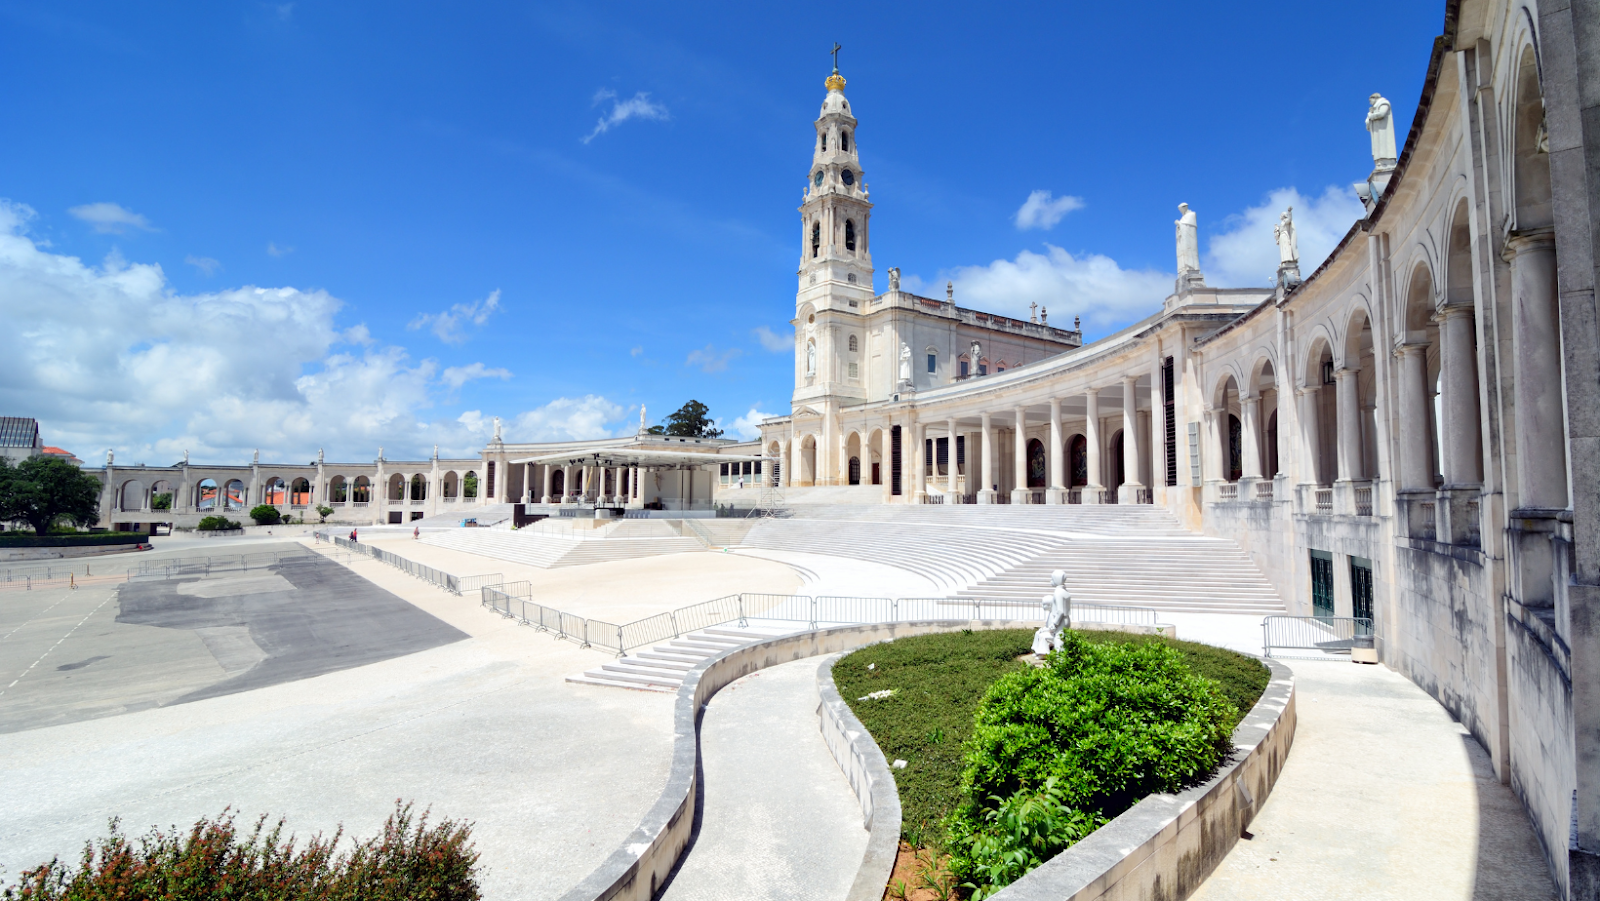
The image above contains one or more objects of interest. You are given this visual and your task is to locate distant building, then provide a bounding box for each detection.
[0,417,42,464]
[41,446,82,466]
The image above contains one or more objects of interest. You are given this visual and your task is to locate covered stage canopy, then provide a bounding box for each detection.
[511,447,765,471]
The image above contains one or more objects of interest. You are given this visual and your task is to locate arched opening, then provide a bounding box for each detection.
[841,130,850,152]
[820,132,827,152]
[388,474,405,502]
[410,474,427,501]
[149,480,172,511]
[1068,435,1088,487]
[196,478,219,511]
[848,334,858,352]
[225,479,245,510]
[289,477,312,506]
[330,475,348,504]
[463,471,479,499]
[1306,340,1338,486]
[549,469,565,498]
[119,480,144,512]
[1266,412,1280,478]
[1026,438,1046,488]
[263,477,286,505]
[1399,266,1442,490]
[848,457,861,485]
[352,476,370,504]
[846,432,862,485]
[1343,308,1380,482]
[1109,430,1126,489]
[811,221,820,258]
[845,219,856,252]
[1217,374,1241,482]
[1227,415,1243,481]
[1441,199,1483,486]
[866,428,883,485]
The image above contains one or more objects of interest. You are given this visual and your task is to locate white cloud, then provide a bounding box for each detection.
[753,325,791,352]
[582,90,669,144]
[408,289,502,345]
[905,245,1172,330]
[1014,190,1085,231]
[440,362,512,389]
[686,344,741,373]
[68,202,155,234]
[0,198,620,462]
[266,241,293,257]
[630,346,643,357]
[1204,185,1366,287]
[510,395,623,442]
[185,254,222,276]
[726,406,771,441]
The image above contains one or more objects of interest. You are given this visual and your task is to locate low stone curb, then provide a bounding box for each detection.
[555,619,1037,901]
[990,655,1296,900]
[816,654,903,901]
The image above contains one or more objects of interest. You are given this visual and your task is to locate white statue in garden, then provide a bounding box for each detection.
[1032,569,1073,656]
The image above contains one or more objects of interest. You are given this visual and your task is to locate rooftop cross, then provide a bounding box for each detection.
[831,42,841,74]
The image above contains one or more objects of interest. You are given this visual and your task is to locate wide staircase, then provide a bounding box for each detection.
[422,527,703,569]
[743,505,1284,615]
[567,623,799,692]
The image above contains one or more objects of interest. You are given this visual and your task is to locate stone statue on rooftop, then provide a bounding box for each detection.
[888,267,901,292]
[1176,203,1200,274]
[1040,306,1048,325]
[947,281,954,302]
[1032,569,1073,656]
[493,416,503,441]
[970,340,982,367]
[1366,93,1397,167]
[1274,207,1298,264]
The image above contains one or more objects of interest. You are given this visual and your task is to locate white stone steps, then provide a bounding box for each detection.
[568,626,784,692]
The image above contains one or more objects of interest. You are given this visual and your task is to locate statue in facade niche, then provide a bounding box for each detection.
[887,267,901,292]
[806,339,817,376]
[1366,93,1397,166]
[1175,203,1200,274]
[970,340,982,369]
[899,342,912,382]
[1032,569,1073,656]
[1274,207,1298,265]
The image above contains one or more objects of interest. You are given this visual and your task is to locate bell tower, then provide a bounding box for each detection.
[794,47,874,408]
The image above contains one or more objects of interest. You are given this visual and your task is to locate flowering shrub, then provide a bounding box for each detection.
[2,801,480,901]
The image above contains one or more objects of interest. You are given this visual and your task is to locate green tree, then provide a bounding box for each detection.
[315,504,334,523]
[248,504,282,526]
[646,400,724,438]
[151,492,173,510]
[0,456,103,536]
[462,474,478,499]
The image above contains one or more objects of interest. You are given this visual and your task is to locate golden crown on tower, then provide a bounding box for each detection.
[825,72,846,92]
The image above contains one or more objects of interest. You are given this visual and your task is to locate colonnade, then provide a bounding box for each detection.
[521,462,645,505]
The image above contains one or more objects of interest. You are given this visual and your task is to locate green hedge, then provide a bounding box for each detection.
[1,802,479,901]
[0,533,146,548]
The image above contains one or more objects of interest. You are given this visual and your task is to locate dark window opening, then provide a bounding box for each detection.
[1162,356,1177,487]
[845,220,856,252]
[848,456,861,485]
[1311,549,1335,619]
[1069,435,1088,487]
[1227,414,1243,481]
[890,426,902,495]
[811,222,820,258]
[978,362,988,376]
[1351,556,1374,629]
[960,360,970,378]
[1027,438,1047,488]
[841,130,850,152]
[820,133,827,152]
[927,353,936,374]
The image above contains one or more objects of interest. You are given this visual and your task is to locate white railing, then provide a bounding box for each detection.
[1354,485,1374,517]
[1255,481,1274,501]
[1314,487,1333,514]
[313,531,501,596]
[1218,482,1239,500]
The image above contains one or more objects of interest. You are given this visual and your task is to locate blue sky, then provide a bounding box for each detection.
[0,1,1441,464]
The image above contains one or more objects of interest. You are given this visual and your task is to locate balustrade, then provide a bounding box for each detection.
[1067,488,1082,505]
[1254,481,1274,501]
[1218,482,1239,500]
[1354,485,1374,517]
[1028,490,1045,505]
[1314,487,1333,515]
[1135,487,1153,505]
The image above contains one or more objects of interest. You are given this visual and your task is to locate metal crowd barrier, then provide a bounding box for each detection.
[1262,615,1374,657]
[314,531,500,597]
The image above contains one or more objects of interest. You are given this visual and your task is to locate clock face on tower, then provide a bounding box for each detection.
[841,169,855,186]
[814,170,824,186]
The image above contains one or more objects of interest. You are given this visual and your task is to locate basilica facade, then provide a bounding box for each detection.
[757,2,1600,893]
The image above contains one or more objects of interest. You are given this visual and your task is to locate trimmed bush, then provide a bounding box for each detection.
[196,516,242,531]
[1,802,480,901]
[944,631,1241,897]
[248,504,282,526]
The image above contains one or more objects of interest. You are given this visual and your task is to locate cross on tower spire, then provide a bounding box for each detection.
[831,42,841,74]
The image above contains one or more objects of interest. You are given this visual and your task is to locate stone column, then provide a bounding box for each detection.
[1508,231,1568,508]
[1336,368,1361,481]
[1395,346,1431,491]
[912,420,927,503]
[562,465,575,502]
[1121,376,1144,501]
[1012,406,1028,503]
[541,465,553,503]
[1240,392,1263,480]
[1084,388,1102,503]
[1438,307,1482,486]
[1048,398,1064,503]
[780,435,792,489]
[979,412,996,504]
[1297,388,1323,485]
[946,417,959,499]
[1150,359,1166,495]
